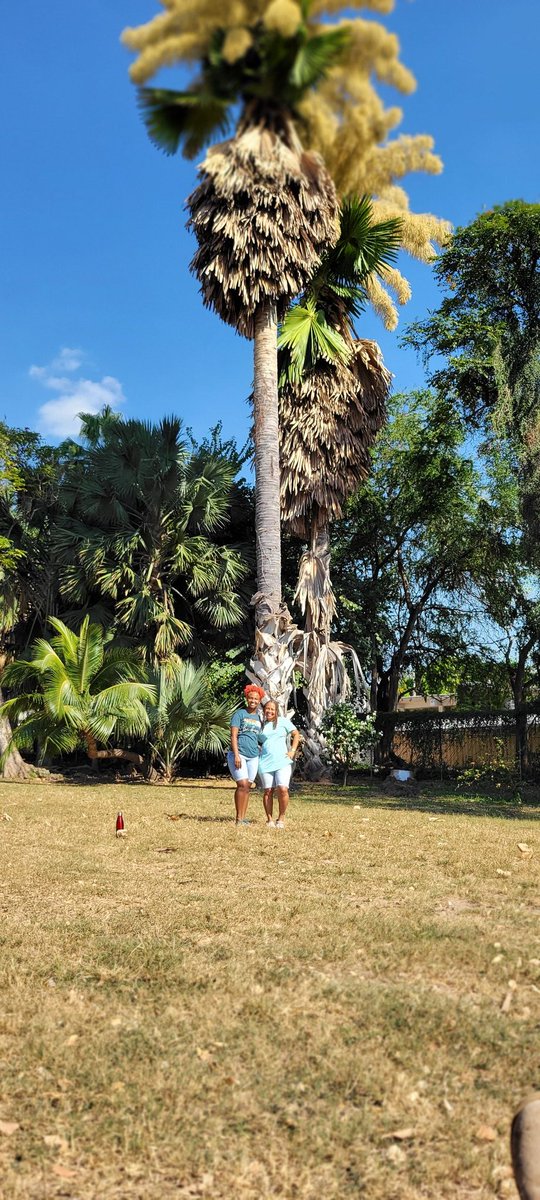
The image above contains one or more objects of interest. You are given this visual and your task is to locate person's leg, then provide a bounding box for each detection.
[235,780,251,821]
[275,767,292,827]
[259,772,275,823]
[276,786,289,824]
[227,751,252,823]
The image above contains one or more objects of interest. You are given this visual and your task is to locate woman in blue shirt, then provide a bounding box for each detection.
[259,700,301,829]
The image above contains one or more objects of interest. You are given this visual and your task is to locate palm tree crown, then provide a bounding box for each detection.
[55,416,246,664]
[279,196,398,539]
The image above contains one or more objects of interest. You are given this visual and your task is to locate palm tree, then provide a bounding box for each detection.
[0,425,66,779]
[55,415,246,666]
[0,617,155,770]
[123,9,351,705]
[277,197,398,774]
[147,661,232,782]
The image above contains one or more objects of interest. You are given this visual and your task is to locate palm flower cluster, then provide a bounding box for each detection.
[122,0,450,329]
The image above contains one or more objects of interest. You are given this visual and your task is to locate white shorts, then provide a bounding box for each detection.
[259,766,292,789]
[227,751,259,783]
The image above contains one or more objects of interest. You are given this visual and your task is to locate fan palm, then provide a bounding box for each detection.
[147,661,232,782]
[0,617,155,769]
[123,7,351,705]
[278,196,398,773]
[54,415,246,665]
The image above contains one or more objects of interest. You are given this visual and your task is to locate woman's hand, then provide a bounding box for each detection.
[287,751,295,760]
[234,754,242,770]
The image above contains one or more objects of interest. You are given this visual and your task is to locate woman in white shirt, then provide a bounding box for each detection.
[258,700,301,829]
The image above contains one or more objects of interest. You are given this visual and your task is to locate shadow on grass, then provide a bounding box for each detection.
[164,813,234,824]
[295,780,540,821]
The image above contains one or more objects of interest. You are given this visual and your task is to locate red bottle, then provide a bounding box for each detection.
[116,811,125,836]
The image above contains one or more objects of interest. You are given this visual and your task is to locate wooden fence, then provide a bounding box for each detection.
[377,707,540,776]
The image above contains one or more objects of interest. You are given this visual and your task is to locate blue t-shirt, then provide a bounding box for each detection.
[230,708,262,759]
[259,717,296,773]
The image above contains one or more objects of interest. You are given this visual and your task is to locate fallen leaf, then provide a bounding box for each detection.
[0,1121,19,1136]
[44,1134,68,1151]
[381,1127,415,1141]
[501,980,518,1013]
[496,869,511,877]
[65,1034,79,1046]
[517,842,532,853]
[223,1076,236,1085]
[52,1165,77,1179]
[475,1125,497,1141]
[195,1047,213,1064]
[1,812,13,822]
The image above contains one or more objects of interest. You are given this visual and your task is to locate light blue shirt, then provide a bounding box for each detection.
[258,717,296,773]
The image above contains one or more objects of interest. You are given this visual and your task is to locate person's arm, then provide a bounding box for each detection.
[230,722,242,770]
[287,729,301,760]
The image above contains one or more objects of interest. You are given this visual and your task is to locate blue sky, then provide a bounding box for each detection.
[2,0,538,445]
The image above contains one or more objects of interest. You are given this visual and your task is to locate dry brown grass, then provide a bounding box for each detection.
[0,778,538,1200]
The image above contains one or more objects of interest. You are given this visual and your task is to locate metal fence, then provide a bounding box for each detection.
[376,706,540,778]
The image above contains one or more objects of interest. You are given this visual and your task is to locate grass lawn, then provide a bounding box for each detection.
[0,778,538,1199]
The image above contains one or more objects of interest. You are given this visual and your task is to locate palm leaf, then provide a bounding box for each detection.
[290,27,351,93]
[137,88,233,158]
[326,196,401,285]
[279,298,351,382]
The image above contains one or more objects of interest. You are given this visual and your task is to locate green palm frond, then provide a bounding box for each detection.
[137,88,233,158]
[326,195,401,285]
[279,297,351,383]
[92,682,155,717]
[290,26,351,93]
[47,615,81,665]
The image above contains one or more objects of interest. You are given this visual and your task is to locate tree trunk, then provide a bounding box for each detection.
[84,732,144,770]
[0,686,33,780]
[292,518,369,781]
[249,301,298,710]
[253,300,282,622]
[507,638,534,775]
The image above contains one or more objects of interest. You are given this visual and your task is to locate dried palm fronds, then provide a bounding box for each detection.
[188,120,339,339]
[280,338,391,536]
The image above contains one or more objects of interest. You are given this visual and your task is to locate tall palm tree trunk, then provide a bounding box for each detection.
[249,302,299,710]
[253,301,282,620]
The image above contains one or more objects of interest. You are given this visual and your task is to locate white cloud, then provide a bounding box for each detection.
[30,350,126,438]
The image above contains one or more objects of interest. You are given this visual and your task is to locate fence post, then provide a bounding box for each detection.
[438,716,443,779]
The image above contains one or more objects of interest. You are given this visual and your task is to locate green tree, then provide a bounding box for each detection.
[0,617,154,770]
[0,424,74,778]
[331,392,487,715]
[55,415,246,665]
[321,702,379,787]
[147,661,232,782]
[405,201,540,436]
